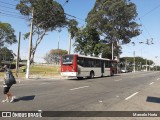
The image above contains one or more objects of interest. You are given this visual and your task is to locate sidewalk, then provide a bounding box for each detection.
[0,74,66,81]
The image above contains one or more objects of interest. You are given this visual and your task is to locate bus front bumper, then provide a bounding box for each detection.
[61,72,78,77]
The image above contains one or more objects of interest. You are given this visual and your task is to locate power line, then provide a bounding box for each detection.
[0,1,17,7]
[0,9,20,15]
[140,3,160,19]
[0,12,28,20]
[63,0,69,7]
[133,2,160,45]
[0,1,86,26]
[137,20,154,46]
[138,18,152,39]
[0,5,16,10]
[65,13,86,25]
[135,3,160,44]
[66,17,85,26]
[61,0,86,23]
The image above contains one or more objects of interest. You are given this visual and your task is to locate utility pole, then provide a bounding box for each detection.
[16,32,21,77]
[149,60,150,71]
[26,8,34,79]
[112,42,114,60]
[125,59,127,71]
[116,41,120,74]
[145,59,147,71]
[155,56,158,71]
[68,33,71,54]
[133,51,135,72]
[57,39,59,64]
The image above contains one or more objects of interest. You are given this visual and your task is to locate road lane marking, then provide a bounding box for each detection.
[149,82,154,85]
[157,78,160,81]
[70,86,89,91]
[15,84,25,86]
[114,79,122,82]
[98,100,103,103]
[125,92,138,100]
[40,83,50,85]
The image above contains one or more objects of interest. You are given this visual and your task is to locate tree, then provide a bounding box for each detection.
[16,0,66,63]
[73,26,101,56]
[120,57,154,71]
[0,47,15,62]
[44,49,67,64]
[86,0,141,59]
[0,22,17,47]
[67,19,78,54]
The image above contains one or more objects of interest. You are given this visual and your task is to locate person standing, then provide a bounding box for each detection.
[2,65,15,103]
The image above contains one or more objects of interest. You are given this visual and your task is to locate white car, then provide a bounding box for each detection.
[121,69,128,73]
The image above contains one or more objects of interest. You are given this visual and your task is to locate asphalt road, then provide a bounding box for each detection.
[0,71,160,120]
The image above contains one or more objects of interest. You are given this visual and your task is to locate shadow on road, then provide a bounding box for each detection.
[14,95,35,102]
[67,75,121,81]
[146,96,160,103]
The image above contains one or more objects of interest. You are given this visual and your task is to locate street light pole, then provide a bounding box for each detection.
[26,8,34,79]
[16,32,21,77]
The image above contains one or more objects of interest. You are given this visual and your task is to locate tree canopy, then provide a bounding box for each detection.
[44,49,67,64]
[120,57,154,71]
[16,0,66,63]
[73,26,101,56]
[0,47,15,62]
[0,22,17,47]
[67,19,78,54]
[86,0,141,59]
[67,19,78,39]
[87,0,140,44]
[16,0,66,30]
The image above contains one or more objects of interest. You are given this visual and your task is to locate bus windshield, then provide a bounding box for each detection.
[62,55,74,64]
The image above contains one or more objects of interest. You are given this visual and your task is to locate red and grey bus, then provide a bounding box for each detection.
[61,54,117,79]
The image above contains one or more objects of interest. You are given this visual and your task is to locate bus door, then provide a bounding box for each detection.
[101,60,104,75]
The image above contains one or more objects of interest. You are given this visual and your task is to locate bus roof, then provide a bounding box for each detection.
[63,54,117,62]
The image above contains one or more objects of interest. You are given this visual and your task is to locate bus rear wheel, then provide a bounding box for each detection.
[90,71,94,79]
[77,77,83,80]
[111,71,114,76]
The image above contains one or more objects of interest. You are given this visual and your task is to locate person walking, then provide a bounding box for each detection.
[2,65,16,103]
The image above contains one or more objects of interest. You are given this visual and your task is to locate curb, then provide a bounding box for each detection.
[0,76,66,81]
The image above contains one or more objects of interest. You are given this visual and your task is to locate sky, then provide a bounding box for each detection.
[0,0,160,65]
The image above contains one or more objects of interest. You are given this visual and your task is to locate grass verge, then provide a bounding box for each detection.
[0,65,61,79]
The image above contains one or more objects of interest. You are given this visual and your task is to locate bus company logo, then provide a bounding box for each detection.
[2,112,12,117]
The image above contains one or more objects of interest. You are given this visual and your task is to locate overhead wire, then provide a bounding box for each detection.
[0,1,17,7]
[0,0,87,28]
[0,5,16,10]
[0,12,28,20]
[0,9,21,15]
[63,0,69,7]
[140,3,160,19]
[135,3,160,44]
[60,0,86,26]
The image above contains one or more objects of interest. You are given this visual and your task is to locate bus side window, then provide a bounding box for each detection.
[109,61,112,67]
[90,59,94,67]
[87,59,90,67]
[105,61,108,67]
[95,60,100,67]
[77,57,84,67]
[84,58,90,67]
